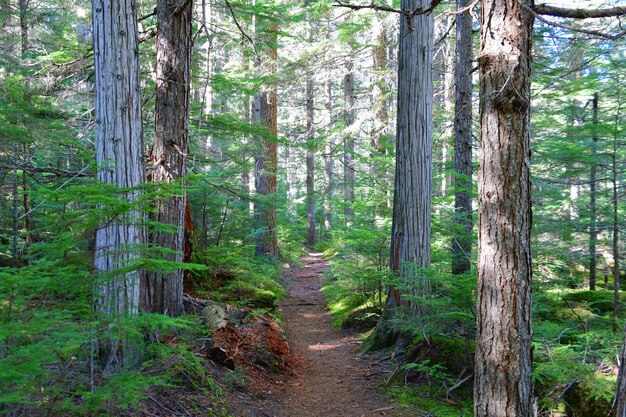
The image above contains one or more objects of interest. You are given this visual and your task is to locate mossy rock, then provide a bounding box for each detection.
[342,306,380,331]
[200,303,227,330]
[252,288,278,309]
[556,306,597,322]
[562,290,621,314]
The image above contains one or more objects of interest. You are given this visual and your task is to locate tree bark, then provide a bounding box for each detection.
[612,124,620,331]
[92,0,145,370]
[367,0,435,349]
[324,75,334,235]
[18,0,26,54]
[615,323,626,417]
[371,14,390,217]
[343,53,355,227]
[474,1,534,416]
[141,0,192,317]
[451,0,473,275]
[254,19,278,257]
[306,68,316,246]
[589,92,598,290]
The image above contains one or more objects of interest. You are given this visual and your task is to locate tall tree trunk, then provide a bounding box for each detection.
[616,324,626,417]
[92,0,145,370]
[12,145,18,259]
[439,14,455,199]
[22,143,30,246]
[371,14,390,218]
[589,92,598,290]
[254,19,278,257]
[451,0,473,275]
[324,75,334,234]
[612,130,620,331]
[18,0,26,54]
[141,0,192,317]
[343,53,355,227]
[367,0,435,349]
[306,68,316,246]
[474,1,534,416]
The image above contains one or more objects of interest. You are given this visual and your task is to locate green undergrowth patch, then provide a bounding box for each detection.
[189,245,287,309]
[531,280,623,415]
[386,384,472,417]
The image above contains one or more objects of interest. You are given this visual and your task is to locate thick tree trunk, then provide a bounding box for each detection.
[474,1,534,416]
[306,69,316,246]
[92,0,145,370]
[451,0,473,275]
[343,55,355,227]
[254,90,278,257]
[589,92,598,290]
[254,21,278,257]
[141,0,192,317]
[367,0,434,350]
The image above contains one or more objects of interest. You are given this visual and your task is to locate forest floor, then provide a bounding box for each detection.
[229,252,402,417]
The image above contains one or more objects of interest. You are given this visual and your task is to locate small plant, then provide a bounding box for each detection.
[222,367,249,392]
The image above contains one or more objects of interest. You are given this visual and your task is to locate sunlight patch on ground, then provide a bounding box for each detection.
[308,338,352,351]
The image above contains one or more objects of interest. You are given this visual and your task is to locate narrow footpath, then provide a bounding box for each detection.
[267,252,397,417]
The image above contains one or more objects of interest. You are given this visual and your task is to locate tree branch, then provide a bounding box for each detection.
[534,3,626,19]
[332,0,442,17]
[520,1,626,40]
[224,0,257,56]
[332,0,404,15]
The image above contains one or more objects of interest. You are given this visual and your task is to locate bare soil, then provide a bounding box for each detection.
[251,252,398,417]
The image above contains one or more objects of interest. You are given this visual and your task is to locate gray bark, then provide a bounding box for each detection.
[141,0,192,317]
[324,75,334,234]
[371,14,390,215]
[451,0,473,275]
[612,124,620,330]
[92,0,145,370]
[589,92,598,290]
[18,0,26,54]
[615,323,626,417]
[343,54,355,227]
[474,1,534,416]
[306,68,316,246]
[368,0,435,350]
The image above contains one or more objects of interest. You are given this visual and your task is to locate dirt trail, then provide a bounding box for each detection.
[269,252,396,417]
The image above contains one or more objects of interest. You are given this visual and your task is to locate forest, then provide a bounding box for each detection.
[0,0,625,416]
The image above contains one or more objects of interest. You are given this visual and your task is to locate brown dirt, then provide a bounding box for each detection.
[255,252,398,417]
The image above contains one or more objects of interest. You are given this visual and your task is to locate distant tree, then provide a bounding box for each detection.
[306,65,316,246]
[91,0,145,369]
[451,0,473,275]
[343,49,355,227]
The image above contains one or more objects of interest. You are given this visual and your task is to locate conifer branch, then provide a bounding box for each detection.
[224,0,257,56]
[533,3,626,19]
[332,0,442,17]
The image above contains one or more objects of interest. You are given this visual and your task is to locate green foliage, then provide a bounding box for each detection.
[387,385,472,417]
[222,367,249,392]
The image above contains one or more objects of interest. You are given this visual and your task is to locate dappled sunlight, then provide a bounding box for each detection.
[307,337,355,352]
